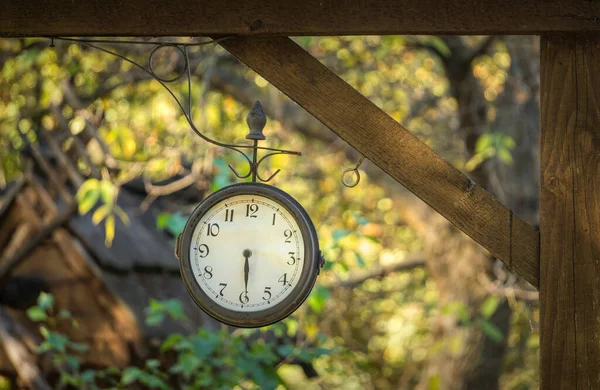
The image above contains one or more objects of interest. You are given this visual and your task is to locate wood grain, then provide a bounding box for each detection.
[220,37,540,288]
[540,34,600,389]
[2,0,600,36]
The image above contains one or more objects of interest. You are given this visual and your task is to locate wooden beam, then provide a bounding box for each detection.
[3,1,600,36]
[540,34,600,389]
[220,37,540,288]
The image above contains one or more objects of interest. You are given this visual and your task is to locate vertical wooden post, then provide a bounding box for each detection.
[540,34,600,389]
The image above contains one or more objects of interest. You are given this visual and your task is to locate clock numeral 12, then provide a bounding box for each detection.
[207,223,220,237]
[246,204,259,218]
[225,209,234,222]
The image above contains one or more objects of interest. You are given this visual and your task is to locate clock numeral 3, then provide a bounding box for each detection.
[197,244,209,258]
[287,252,296,265]
[246,204,259,218]
[225,209,234,222]
[278,273,288,286]
[207,223,220,237]
[203,266,213,279]
[284,229,293,243]
[218,283,227,296]
[262,286,272,300]
[239,291,249,304]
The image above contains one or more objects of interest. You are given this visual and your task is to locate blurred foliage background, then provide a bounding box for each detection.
[0,35,540,389]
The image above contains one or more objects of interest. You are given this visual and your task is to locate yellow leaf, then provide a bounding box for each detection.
[104,215,115,247]
[92,204,111,225]
[98,180,115,205]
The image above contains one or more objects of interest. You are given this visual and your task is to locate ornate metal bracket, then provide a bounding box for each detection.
[47,37,301,182]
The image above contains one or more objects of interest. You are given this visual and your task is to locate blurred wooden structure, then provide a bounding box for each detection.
[2,1,600,388]
[0,110,214,384]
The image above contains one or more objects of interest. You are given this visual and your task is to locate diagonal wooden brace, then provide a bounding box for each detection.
[219,36,540,288]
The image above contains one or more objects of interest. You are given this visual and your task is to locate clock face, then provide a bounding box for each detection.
[178,183,320,328]
[189,194,304,312]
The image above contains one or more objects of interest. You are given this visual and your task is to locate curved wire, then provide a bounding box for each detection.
[50,37,301,160]
[48,36,235,47]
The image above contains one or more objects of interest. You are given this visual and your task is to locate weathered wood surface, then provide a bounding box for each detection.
[2,0,600,36]
[220,37,540,288]
[540,34,600,389]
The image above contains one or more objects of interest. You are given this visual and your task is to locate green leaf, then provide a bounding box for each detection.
[171,353,202,378]
[145,359,161,370]
[161,334,184,351]
[58,309,72,319]
[26,306,47,322]
[354,252,366,267]
[69,341,90,352]
[479,319,504,343]
[121,367,144,385]
[276,345,294,357]
[98,180,115,205]
[156,212,170,230]
[76,179,100,215]
[37,292,54,311]
[479,296,500,320]
[46,331,69,353]
[428,374,441,390]
[307,284,330,313]
[332,229,350,241]
[497,148,513,165]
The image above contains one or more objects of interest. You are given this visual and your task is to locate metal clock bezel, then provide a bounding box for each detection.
[178,182,320,328]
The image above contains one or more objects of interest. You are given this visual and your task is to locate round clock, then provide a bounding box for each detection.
[176,182,322,328]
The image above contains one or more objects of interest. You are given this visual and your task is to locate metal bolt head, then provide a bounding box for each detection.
[246,101,267,140]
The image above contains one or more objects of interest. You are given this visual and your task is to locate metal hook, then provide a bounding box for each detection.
[341,155,365,188]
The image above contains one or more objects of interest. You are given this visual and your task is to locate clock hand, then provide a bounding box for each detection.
[243,249,252,292]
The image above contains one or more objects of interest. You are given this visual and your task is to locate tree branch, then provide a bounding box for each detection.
[323,254,425,289]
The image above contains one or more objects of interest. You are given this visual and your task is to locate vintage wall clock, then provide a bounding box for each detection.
[176,102,324,328]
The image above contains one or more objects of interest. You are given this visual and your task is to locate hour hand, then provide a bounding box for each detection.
[243,249,252,292]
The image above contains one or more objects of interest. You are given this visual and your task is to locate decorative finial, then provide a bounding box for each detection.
[246,101,267,140]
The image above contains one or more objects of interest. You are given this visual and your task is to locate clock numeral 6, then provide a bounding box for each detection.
[203,266,213,279]
[239,291,250,304]
[262,286,272,300]
[207,223,220,237]
[287,252,296,265]
[246,204,259,218]
[197,244,209,258]
[284,229,293,243]
[218,283,227,296]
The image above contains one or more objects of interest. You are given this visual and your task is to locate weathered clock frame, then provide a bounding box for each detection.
[177,182,320,328]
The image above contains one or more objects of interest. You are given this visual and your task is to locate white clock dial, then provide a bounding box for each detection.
[189,194,304,312]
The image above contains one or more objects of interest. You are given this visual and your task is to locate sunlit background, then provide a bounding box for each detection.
[0,36,539,389]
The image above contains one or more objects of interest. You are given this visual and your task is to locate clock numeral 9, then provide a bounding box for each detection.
[197,244,209,258]
[262,287,272,300]
[284,229,293,243]
[246,204,259,218]
[203,266,213,279]
[239,291,249,304]
[206,223,220,237]
[287,252,297,265]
